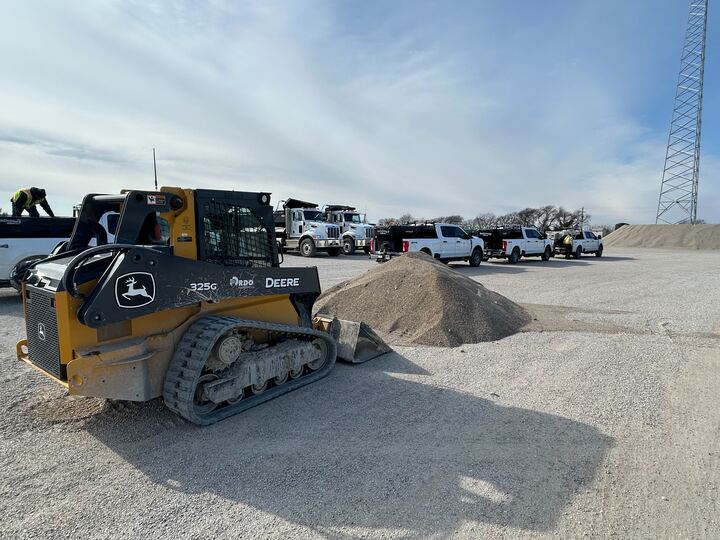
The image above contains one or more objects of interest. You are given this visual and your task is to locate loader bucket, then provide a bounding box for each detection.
[313,316,391,363]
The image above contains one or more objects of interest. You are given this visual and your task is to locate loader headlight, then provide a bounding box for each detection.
[258,192,271,205]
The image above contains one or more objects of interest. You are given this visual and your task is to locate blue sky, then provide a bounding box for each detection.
[0,0,717,224]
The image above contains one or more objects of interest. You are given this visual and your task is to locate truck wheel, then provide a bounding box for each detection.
[342,238,355,255]
[573,246,582,259]
[327,247,341,256]
[595,246,603,257]
[300,238,317,257]
[508,247,520,264]
[469,248,483,267]
[541,247,551,261]
[420,248,432,257]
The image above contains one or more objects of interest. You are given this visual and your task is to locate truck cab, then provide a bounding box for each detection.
[274,199,341,257]
[323,205,374,255]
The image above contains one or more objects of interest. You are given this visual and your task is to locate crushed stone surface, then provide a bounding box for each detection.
[0,247,718,539]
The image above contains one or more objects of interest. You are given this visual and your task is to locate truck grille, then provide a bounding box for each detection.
[328,227,340,239]
[25,286,65,379]
[366,227,374,239]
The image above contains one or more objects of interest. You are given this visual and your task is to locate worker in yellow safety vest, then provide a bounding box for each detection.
[10,187,54,217]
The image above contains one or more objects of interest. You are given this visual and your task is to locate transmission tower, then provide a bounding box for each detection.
[656,0,709,224]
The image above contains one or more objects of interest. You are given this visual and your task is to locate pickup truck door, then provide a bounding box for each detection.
[524,228,542,254]
[584,231,598,251]
[440,225,467,257]
[454,227,473,257]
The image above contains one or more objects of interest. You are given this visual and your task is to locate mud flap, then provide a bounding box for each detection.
[313,316,391,363]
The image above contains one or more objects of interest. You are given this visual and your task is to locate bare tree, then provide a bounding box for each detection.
[398,213,415,224]
[495,212,519,226]
[516,207,540,227]
[471,213,498,229]
[533,205,556,232]
[432,214,463,225]
[378,205,591,232]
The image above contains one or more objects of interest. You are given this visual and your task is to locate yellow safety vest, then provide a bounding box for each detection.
[12,188,44,209]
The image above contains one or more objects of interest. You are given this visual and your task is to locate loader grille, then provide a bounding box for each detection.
[25,286,65,379]
[200,200,276,267]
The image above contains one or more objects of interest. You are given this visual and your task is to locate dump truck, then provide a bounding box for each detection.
[274,198,341,257]
[322,205,374,255]
[16,188,388,425]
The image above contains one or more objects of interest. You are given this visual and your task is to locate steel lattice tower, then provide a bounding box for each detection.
[656,0,709,224]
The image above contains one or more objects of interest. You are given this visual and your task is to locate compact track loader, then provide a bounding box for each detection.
[16,188,388,425]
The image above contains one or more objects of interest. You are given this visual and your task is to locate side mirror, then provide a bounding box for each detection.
[597,235,602,239]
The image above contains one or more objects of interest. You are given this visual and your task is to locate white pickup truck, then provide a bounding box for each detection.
[0,217,76,289]
[372,223,484,266]
[550,229,604,258]
[0,213,118,290]
[476,226,554,264]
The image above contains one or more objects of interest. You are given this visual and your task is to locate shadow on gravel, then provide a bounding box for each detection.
[0,290,24,318]
[454,258,592,276]
[84,352,613,536]
[588,256,635,262]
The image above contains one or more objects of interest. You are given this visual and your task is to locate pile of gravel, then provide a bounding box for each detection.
[603,224,720,250]
[314,252,530,347]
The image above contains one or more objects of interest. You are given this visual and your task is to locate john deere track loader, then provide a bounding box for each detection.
[16,188,388,425]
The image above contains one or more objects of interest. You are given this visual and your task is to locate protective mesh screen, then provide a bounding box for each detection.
[201,201,275,267]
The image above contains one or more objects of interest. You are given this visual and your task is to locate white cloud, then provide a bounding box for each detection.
[0,0,716,224]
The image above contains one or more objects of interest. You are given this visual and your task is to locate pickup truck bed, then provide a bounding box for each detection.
[476,226,553,264]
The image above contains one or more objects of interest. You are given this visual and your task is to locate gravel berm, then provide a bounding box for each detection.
[314,252,530,346]
[603,223,720,249]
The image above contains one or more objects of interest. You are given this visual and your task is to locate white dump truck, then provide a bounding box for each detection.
[322,205,374,255]
[274,199,342,257]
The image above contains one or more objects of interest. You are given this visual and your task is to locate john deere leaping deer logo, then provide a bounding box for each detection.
[115,272,156,308]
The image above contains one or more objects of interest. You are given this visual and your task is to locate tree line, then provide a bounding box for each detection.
[377,205,595,233]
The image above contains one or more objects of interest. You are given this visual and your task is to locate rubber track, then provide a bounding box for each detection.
[163,316,337,425]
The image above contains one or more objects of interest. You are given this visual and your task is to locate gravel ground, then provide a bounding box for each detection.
[1,247,718,539]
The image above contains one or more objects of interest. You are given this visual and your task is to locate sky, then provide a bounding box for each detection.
[0,0,717,225]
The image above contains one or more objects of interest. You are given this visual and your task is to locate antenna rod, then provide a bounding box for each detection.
[153,148,158,191]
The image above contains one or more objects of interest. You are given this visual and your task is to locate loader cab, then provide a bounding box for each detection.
[61,188,278,266]
[195,189,278,267]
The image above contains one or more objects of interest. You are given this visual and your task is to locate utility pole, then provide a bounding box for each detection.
[656,0,709,224]
[153,148,158,191]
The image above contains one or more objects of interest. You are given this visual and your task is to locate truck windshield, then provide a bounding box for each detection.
[303,210,323,221]
[344,213,362,224]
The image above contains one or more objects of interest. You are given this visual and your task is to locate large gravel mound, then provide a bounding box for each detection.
[314,252,530,347]
[603,224,720,250]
